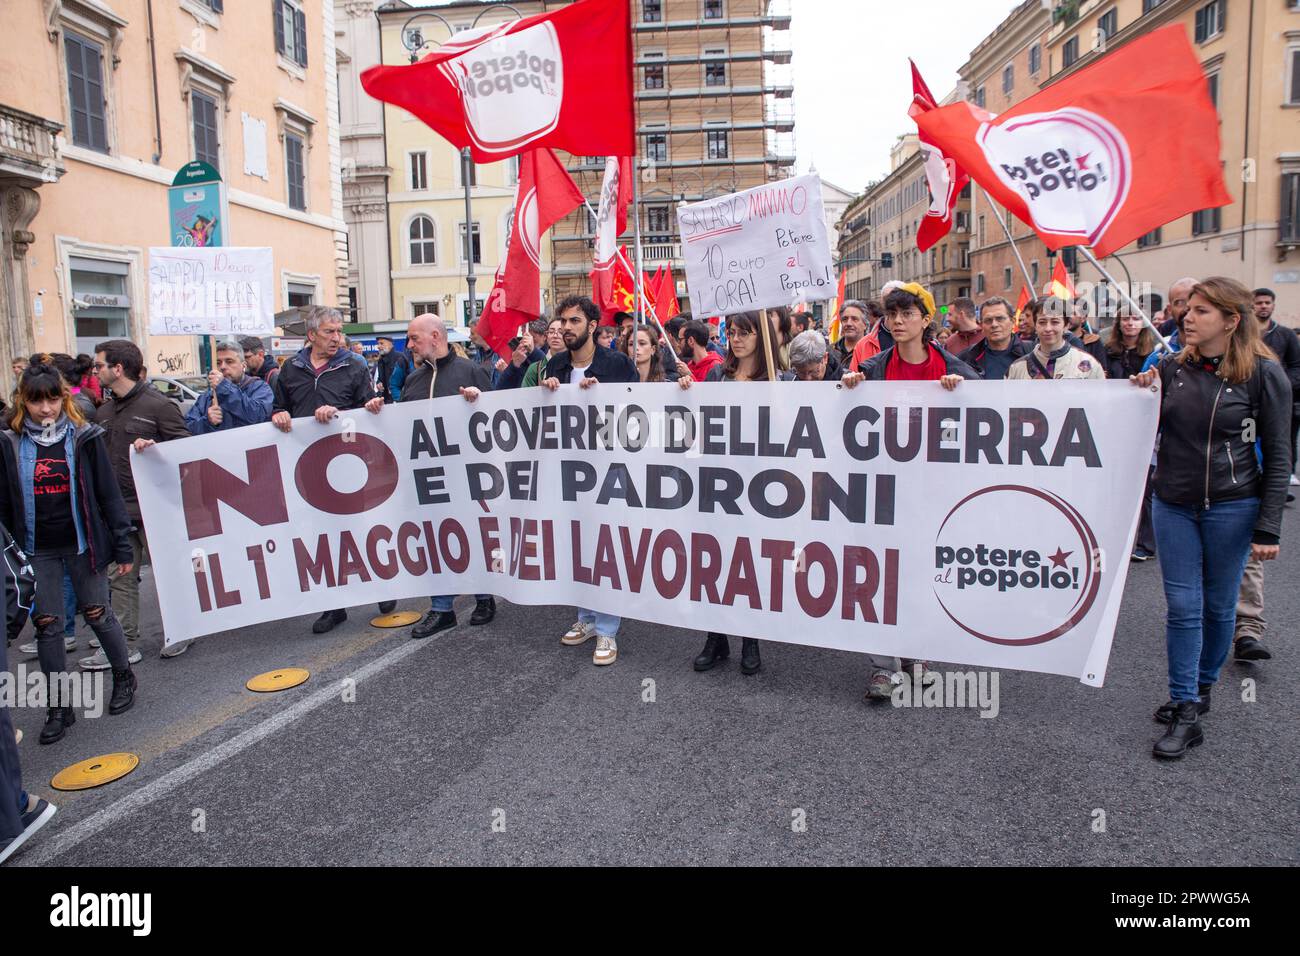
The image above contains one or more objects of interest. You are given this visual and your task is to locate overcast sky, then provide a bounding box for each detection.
[791,0,1020,195]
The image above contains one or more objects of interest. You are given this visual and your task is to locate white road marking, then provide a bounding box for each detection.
[18,615,456,866]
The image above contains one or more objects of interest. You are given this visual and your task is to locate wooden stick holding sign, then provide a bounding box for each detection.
[757,308,776,383]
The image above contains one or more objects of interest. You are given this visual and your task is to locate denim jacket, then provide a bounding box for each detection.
[17,426,85,556]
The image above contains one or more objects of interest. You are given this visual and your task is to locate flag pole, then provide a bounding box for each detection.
[976,183,1037,294]
[583,196,670,342]
[632,156,645,332]
[1077,246,1173,353]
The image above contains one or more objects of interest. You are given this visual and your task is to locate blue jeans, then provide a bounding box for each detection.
[577,607,621,638]
[430,594,490,612]
[1152,496,1258,702]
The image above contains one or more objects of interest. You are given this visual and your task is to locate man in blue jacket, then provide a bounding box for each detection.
[185,339,274,435]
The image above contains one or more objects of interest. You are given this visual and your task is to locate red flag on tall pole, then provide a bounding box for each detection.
[912,25,1230,258]
[591,157,633,315]
[910,61,970,253]
[1049,257,1077,301]
[502,148,584,315]
[1014,284,1031,319]
[360,0,634,163]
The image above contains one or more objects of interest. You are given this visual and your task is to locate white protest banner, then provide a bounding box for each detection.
[676,173,834,317]
[131,381,1158,685]
[148,246,274,336]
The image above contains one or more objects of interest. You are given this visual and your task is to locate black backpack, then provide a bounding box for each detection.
[1,521,35,642]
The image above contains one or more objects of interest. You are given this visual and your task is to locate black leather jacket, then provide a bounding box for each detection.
[1152,354,1291,544]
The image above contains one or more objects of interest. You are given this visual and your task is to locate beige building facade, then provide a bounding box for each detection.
[1047,0,1300,325]
[0,0,348,376]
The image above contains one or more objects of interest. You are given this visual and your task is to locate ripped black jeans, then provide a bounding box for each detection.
[32,551,131,683]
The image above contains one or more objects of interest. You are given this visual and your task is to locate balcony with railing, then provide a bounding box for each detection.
[0,105,65,186]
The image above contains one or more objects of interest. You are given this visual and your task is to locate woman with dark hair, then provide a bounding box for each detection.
[49,354,97,419]
[769,307,794,371]
[1131,277,1290,759]
[74,354,101,405]
[624,322,671,385]
[843,283,975,700]
[1104,311,1156,381]
[693,311,792,676]
[0,361,139,745]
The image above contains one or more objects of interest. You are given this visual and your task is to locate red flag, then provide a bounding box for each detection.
[910,61,970,253]
[590,157,633,314]
[1049,257,1076,300]
[360,0,634,163]
[655,269,680,322]
[912,25,1230,257]
[503,148,584,315]
[480,272,534,361]
[1014,284,1031,318]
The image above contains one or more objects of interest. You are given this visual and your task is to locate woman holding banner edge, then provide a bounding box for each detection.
[693,311,793,676]
[842,283,974,701]
[1130,277,1289,760]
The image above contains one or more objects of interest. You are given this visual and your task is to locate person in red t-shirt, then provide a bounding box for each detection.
[681,319,724,381]
[842,282,977,701]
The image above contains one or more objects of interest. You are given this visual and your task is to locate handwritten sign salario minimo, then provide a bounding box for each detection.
[676,174,834,317]
[148,246,274,336]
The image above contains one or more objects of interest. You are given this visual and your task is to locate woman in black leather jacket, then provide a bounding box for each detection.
[1131,277,1290,760]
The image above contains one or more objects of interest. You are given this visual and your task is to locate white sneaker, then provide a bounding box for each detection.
[593,635,618,666]
[89,637,100,649]
[1291,474,1299,486]
[561,621,596,646]
[79,647,142,671]
[160,639,192,659]
[17,637,76,655]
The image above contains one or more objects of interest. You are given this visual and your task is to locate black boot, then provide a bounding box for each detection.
[377,600,397,615]
[693,633,729,671]
[312,609,347,634]
[740,638,761,675]
[411,610,456,639]
[1152,700,1204,759]
[469,596,496,625]
[1154,684,1211,724]
[109,667,137,716]
[1234,636,1272,661]
[38,706,74,745]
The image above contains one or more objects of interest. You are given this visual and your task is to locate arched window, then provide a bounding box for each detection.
[409,215,436,265]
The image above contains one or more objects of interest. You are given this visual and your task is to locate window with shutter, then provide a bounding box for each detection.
[209,0,224,12]
[294,6,307,67]
[1290,49,1300,105]
[64,32,108,152]
[1281,173,1300,243]
[192,91,220,170]
[286,133,305,210]
[274,0,285,56]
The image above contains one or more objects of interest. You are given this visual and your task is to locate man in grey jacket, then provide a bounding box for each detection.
[389,315,497,637]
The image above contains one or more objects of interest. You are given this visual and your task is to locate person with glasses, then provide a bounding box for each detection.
[842,283,974,700]
[957,296,1032,380]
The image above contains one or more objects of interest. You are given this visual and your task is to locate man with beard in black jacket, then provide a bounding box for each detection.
[375,314,497,638]
[270,305,392,634]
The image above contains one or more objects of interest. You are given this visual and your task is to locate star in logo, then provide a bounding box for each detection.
[1048,547,1073,569]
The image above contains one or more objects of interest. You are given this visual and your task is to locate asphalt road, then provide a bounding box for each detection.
[4,528,1297,867]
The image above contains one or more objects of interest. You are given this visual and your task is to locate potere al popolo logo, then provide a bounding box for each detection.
[440,21,563,155]
[977,107,1131,247]
[933,485,1101,646]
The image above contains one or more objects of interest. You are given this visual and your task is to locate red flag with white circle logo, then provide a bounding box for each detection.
[912,25,1230,258]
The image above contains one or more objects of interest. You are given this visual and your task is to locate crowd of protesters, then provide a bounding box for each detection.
[1,273,1293,862]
